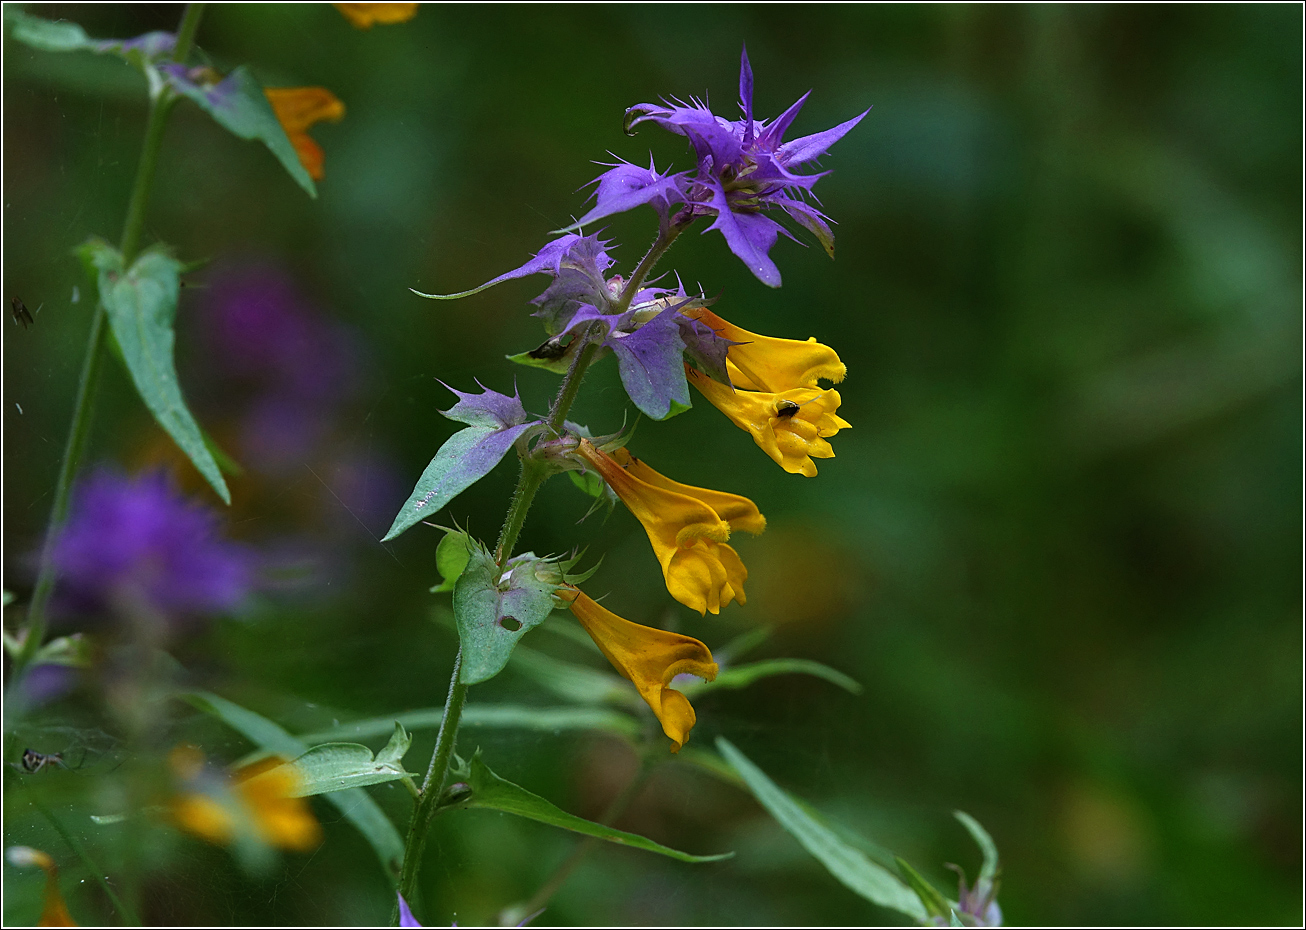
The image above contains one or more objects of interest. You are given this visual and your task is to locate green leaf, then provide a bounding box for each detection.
[715,737,925,920]
[454,545,561,685]
[896,856,952,920]
[180,691,405,883]
[296,704,639,746]
[456,751,731,863]
[32,633,92,668]
[506,348,573,375]
[263,740,415,797]
[161,65,316,197]
[79,239,229,503]
[430,526,473,593]
[376,722,412,768]
[5,8,176,73]
[683,658,862,697]
[568,469,606,499]
[508,644,639,708]
[955,810,999,885]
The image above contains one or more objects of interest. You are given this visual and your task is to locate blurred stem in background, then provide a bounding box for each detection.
[396,221,685,919]
[6,4,207,696]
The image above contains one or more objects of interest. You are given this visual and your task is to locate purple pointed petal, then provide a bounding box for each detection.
[677,314,738,385]
[739,46,755,144]
[569,161,686,229]
[776,108,871,167]
[604,307,691,419]
[414,235,595,299]
[398,894,424,928]
[700,181,784,287]
[759,91,812,149]
[440,382,531,429]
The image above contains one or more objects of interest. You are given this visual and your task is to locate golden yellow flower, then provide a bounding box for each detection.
[681,306,846,392]
[169,745,322,853]
[264,87,346,181]
[561,587,718,752]
[576,440,764,615]
[686,367,850,478]
[333,3,419,28]
[5,847,76,927]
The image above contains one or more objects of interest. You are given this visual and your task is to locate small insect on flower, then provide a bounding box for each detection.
[775,399,801,419]
[11,296,34,329]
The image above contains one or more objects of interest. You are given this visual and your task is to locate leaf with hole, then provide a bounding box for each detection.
[716,737,925,920]
[78,239,229,503]
[453,751,731,863]
[454,545,562,685]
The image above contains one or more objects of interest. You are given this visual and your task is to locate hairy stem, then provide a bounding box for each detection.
[7,3,205,691]
[612,219,687,315]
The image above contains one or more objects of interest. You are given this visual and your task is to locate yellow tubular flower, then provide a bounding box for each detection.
[562,587,718,752]
[264,88,346,181]
[333,3,420,28]
[169,746,322,853]
[5,847,76,927]
[576,440,763,615]
[687,367,850,478]
[681,306,846,392]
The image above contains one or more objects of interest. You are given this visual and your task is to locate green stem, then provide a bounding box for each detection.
[8,5,205,690]
[612,220,686,315]
[36,799,142,926]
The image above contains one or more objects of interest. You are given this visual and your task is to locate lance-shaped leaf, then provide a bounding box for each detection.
[454,545,562,685]
[296,704,640,745]
[5,7,176,71]
[78,239,229,503]
[180,691,405,884]
[452,751,731,863]
[259,724,416,797]
[604,306,691,420]
[383,385,540,542]
[681,658,862,697]
[716,737,926,921]
[157,63,316,197]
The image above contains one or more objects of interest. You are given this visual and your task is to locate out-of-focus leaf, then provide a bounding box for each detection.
[955,810,999,885]
[429,526,473,593]
[454,751,731,863]
[716,737,925,920]
[508,643,638,707]
[32,634,92,668]
[383,424,533,541]
[673,747,747,789]
[263,739,415,797]
[4,8,175,73]
[157,63,316,197]
[683,658,862,697]
[896,856,952,920]
[296,704,639,746]
[454,545,561,685]
[180,691,405,884]
[78,239,229,503]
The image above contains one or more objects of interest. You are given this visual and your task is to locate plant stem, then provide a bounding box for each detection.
[8,5,205,691]
[612,219,687,315]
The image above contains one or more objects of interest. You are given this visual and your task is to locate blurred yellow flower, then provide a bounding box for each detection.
[264,87,346,181]
[681,306,846,393]
[687,367,850,477]
[576,440,763,615]
[4,847,76,926]
[169,745,322,853]
[561,587,718,751]
[334,3,419,28]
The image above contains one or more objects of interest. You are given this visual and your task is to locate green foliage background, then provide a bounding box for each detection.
[4,3,1301,926]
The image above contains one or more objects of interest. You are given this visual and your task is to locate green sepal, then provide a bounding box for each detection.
[450,750,732,863]
[429,525,474,593]
[895,857,953,920]
[76,238,230,503]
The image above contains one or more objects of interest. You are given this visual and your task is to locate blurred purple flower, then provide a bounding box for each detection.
[577,47,869,287]
[19,664,78,708]
[53,470,253,624]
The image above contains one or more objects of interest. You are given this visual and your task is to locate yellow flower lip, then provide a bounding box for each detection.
[576,441,764,615]
[563,587,718,752]
[264,87,346,181]
[333,3,420,28]
[687,367,850,478]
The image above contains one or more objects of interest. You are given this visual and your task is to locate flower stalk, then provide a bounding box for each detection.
[8,3,206,693]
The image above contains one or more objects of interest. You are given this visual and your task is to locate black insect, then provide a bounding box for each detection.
[775,399,802,419]
[10,297,34,329]
[11,748,70,774]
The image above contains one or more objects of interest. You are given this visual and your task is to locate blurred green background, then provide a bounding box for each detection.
[3,3,1301,926]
